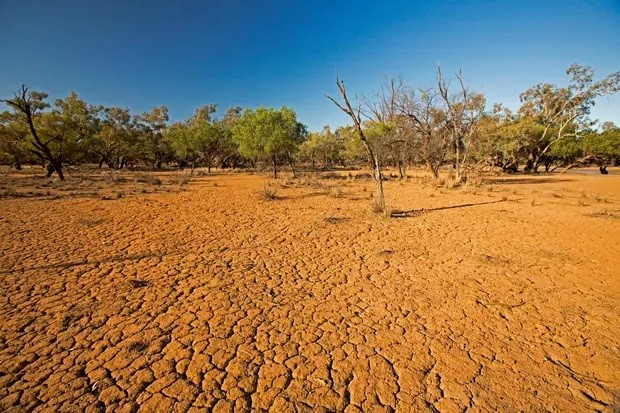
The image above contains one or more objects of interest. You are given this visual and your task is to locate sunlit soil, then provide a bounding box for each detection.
[1,166,618,412]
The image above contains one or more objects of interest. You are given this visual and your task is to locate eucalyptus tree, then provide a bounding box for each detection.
[137,105,171,169]
[518,64,620,172]
[217,106,242,168]
[0,110,30,169]
[0,86,99,179]
[232,106,305,178]
[89,107,136,169]
[299,126,344,168]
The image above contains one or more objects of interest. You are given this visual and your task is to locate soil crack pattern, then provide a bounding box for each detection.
[1,172,619,412]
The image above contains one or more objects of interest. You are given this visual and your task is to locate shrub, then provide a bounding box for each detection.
[259,185,279,201]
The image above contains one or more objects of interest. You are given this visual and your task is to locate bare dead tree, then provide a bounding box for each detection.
[437,66,485,181]
[1,85,65,179]
[364,77,410,179]
[397,86,450,178]
[326,74,385,211]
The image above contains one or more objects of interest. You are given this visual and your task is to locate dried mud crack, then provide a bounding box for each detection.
[1,172,619,412]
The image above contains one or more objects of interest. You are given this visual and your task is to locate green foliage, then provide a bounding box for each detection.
[232,107,305,177]
[583,127,620,164]
[298,126,344,167]
[163,105,238,171]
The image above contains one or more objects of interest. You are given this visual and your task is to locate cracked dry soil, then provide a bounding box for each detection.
[0,171,619,412]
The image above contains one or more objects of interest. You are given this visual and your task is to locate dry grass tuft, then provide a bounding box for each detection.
[463,174,484,188]
[259,185,279,201]
[0,186,18,198]
[327,186,346,198]
[587,209,619,219]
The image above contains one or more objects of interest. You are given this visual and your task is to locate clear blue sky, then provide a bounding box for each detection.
[1,0,619,131]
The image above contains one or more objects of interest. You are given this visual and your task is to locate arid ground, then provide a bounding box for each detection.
[0,168,619,412]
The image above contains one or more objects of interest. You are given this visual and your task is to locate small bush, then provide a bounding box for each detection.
[464,174,484,188]
[0,186,18,198]
[327,186,345,198]
[443,176,462,189]
[259,185,279,201]
[354,172,373,180]
[136,175,162,185]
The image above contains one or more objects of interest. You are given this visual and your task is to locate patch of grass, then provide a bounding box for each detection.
[443,177,461,189]
[463,174,484,188]
[320,172,340,180]
[173,174,193,186]
[135,174,162,185]
[327,186,346,198]
[259,185,279,201]
[0,186,18,198]
[353,172,373,181]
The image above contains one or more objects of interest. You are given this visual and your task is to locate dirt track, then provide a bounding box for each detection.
[0,170,619,412]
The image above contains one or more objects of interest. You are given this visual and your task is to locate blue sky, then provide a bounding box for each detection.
[1,0,619,130]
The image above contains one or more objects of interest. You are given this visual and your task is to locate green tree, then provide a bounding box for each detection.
[0,111,31,169]
[1,85,67,179]
[299,126,344,168]
[89,107,136,169]
[217,106,242,168]
[583,126,620,173]
[163,104,236,172]
[232,107,305,178]
[137,105,171,169]
[518,64,620,172]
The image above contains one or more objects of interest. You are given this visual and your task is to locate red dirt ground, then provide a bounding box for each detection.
[0,168,619,412]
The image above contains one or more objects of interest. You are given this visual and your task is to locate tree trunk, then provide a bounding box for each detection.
[12,156,22,170]
[289,159,296,178]
[428,162,440,178]
[45,161,64,179]
[454,140,460,181]
[361,140,384,210]
[272,155,278,179]
[53,161,64,180]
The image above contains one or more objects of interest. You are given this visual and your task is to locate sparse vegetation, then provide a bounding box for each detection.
[259,184,279,201]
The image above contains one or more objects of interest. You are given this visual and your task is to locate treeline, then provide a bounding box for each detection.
[0,87,305,179]
[323,64,619,183]
[1,64,619,181]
